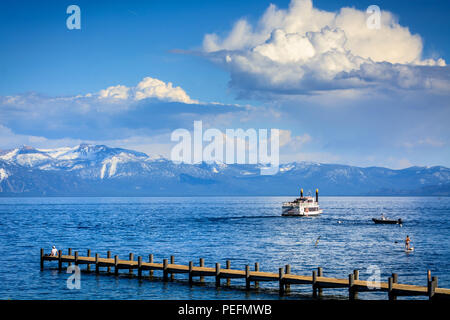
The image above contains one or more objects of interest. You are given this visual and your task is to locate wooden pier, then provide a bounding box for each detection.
[41,248,450,300]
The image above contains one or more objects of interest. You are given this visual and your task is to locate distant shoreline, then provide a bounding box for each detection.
[0,195,449,198]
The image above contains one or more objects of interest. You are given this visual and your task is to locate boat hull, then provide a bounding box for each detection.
[372,218,402,224]
[282,207,323,217]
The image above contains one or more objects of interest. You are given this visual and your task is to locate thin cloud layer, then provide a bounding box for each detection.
[202,0,448,96]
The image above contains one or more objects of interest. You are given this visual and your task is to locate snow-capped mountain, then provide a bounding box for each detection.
[1,144,449,196]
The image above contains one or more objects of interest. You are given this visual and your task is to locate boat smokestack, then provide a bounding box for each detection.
[301,188,303,197]
[316,189,319,203]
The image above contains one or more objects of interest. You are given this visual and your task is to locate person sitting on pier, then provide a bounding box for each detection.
[405,235,411,250]
[50,246,58,257]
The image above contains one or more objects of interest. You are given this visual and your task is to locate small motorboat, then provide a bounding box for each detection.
[372,217,403,224]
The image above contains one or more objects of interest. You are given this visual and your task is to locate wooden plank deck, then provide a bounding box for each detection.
[316,276,348,288]
[41,248,450,300]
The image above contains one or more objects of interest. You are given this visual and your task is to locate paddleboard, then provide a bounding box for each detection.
[405,247,414,253]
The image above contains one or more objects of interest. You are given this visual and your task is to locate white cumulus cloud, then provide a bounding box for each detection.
[98,85,130,100]
[97,76,198,104]
[202,0,449,96]
[134,77,198,104]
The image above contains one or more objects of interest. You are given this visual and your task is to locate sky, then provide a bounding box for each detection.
[0,0,449,169]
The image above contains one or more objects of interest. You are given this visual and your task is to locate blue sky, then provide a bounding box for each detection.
[0,0,449,168]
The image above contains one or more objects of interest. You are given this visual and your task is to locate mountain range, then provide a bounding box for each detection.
[0,144,449,196]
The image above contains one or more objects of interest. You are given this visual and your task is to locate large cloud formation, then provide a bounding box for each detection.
[202,0,448,96]
[0,76,244,141]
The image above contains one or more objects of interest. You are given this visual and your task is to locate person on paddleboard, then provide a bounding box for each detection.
[405,235,411,250]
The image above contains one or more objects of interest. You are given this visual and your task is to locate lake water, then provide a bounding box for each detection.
[0,196,449,300]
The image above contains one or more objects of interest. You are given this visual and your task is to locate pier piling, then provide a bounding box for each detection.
[285,265,291,293]
[226,260,231,286]
[428,276,438,300]
[149,254,154,278]
[107,251,111,273]
[68,248,72,266]
[95,253,100,274]
[245,265,250,290]
[215,263,221,287]
[388,276,394,300]
[170,256,175,281]
[352,269,359,299]
[255,263,260,289]
[163,259,168,282]
[40,248,44,271]
[318,267,323,296]
[86,249,91,272]
[58,250,62,272]
[312,270,317,298]
[114,255,118,276]
[189,261,193,285]
[138,256,142,279]
[199,258,205,283]
[390,273,398,300]
[279,268,285,296]
[392,273,398,283]
[349,274,355,300]
[128,253,134,275]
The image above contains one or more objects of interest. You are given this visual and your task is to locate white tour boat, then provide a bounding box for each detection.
[282,188,323,217]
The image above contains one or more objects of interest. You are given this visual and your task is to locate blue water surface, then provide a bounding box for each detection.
[0,196,449,300]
